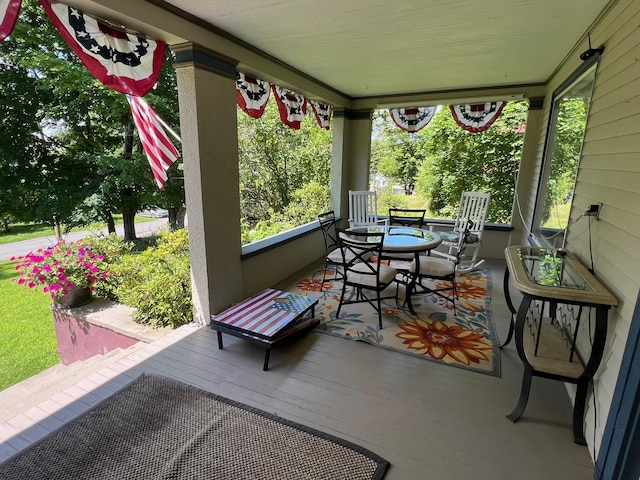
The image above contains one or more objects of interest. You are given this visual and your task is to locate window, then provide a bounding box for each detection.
[531,59,599,247]
[238,101,332,245]
[371,101,528,224]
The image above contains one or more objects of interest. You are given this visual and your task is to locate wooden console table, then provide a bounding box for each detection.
[502,246,617,445]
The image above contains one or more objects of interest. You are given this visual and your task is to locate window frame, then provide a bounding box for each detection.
[530,54,601,248]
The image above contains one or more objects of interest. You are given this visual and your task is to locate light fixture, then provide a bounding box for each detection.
[580,34,605,61]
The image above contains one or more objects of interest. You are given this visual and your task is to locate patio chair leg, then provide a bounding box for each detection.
[452,280,457,315]
[336,280,347,319]
[320,261,328,291]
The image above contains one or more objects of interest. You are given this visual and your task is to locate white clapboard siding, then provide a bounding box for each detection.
[564,0,640,457]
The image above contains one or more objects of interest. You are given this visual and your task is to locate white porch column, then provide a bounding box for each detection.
[173,44,243,324]
[510,97,545,245]
[331,109,373,221]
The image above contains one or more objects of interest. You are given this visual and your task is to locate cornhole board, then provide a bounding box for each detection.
[211,288,319,370]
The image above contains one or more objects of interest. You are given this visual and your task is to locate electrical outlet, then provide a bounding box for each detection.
[586,203,602,220]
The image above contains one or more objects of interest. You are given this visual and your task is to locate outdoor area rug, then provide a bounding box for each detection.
[289,267,501,377]
[0,373,389,480]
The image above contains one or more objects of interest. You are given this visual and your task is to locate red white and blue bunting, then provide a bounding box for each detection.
[308,100,332,130]
[236,72,271,119]
[449,102,505,133]
[39,0,165,96]
[0,0,21,41]
[389,107,437,133]
[271,84,307,130]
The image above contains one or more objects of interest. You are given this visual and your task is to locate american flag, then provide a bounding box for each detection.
[212,289,317,339]
[126,94,180,189]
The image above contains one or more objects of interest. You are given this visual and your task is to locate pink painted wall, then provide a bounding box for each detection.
[53,310,139,365]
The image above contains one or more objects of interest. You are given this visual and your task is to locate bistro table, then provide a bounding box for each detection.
[346,226,441,313]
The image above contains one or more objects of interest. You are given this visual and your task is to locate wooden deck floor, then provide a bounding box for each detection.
[0,260,595,479]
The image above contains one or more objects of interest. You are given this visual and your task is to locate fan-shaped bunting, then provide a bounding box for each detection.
[236,72,271,119]
[39,0,165,96]
[271,85,307,130]
[389,107,437,133]
[308,100,332,130]
[449,102,505,133]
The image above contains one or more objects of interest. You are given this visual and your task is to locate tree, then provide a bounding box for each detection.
[0,0,182,239]
[237,101,332,241]
[371,110,426,194]
[0,61,49,231]
[414,101,528,223]
[540,97,587,226]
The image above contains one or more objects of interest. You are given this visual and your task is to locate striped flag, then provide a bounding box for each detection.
[126,95,180,189]
[0,0,21,42]
[212,288,317,339]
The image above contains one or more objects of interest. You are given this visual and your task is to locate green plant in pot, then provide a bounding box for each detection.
[11,240,112,308]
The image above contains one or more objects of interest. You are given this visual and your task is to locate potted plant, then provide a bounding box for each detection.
[11,239,111,308]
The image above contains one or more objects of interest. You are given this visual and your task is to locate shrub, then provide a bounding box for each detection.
[376,185,411,213]
[83,233,135,300]
[113,229,192,328]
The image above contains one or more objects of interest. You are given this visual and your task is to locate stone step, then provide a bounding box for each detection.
[0,343,144,423]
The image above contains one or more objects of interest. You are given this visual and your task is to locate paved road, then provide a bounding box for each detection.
[0,219,169,261]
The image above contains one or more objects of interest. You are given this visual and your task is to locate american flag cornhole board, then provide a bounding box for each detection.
[211,288,319,370]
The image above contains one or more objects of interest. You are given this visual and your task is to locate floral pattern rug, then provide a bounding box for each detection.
[287,267,501,377]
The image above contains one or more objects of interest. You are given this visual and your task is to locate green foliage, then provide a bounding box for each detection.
[540,98,587,227]
[371,111,426,194]
[112,229,192,328]
[0,0,183,237]
[238,101,332,240]
[244,181,330,243]
[0,49,49,224]
[376,185,412,214]
[413,102,528,223]
[82,233,135,300]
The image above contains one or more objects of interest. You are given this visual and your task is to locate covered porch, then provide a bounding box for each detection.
[3,0,640,478]
[0,261,595,479]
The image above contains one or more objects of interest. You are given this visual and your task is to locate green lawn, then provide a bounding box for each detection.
[542,203,572,230]
[0,260,59,391]
[0,215,157,245]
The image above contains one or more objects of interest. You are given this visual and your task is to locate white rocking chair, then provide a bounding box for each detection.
[428,191,490,271]
[348,190,389,229]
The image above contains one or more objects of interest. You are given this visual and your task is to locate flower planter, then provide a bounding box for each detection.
[54,285,93,309]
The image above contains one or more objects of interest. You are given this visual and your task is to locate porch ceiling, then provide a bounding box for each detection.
[159,0,609,99]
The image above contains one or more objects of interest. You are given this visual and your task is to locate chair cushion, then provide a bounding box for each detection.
[327,248,360,264]
[348,262,397,287]
[410,256,456,277]
[439,231,480,244]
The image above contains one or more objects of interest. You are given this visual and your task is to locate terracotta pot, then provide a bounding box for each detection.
[55,285,93,309]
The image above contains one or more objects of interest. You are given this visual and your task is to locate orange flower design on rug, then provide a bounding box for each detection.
[456,281,487,300]
[297,278,328,292]
[396,319,492,365]
[287,268,500,376]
